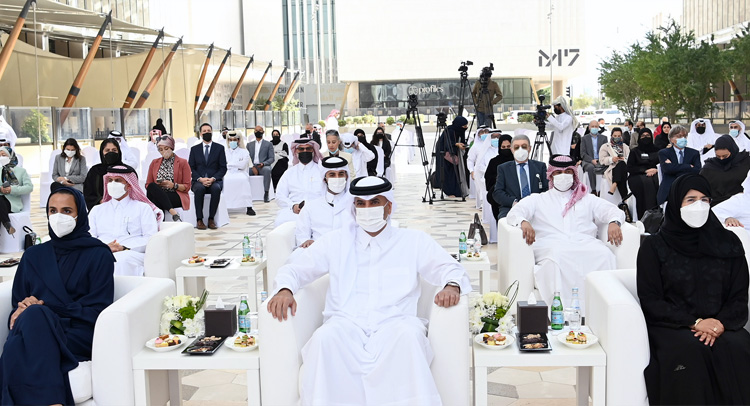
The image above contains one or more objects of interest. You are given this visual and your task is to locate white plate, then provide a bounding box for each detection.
[462,252,487,261]
[474,333,515,350]
[145,335,188,352]
[239,259,259,266]
[556,331,599,349]
[181,258,206,267]
[226,334,258,352]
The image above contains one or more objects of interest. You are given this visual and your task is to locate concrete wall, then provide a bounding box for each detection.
[683,0,750,40]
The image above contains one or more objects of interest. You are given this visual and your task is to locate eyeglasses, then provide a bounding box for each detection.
[683,196,711,205]
[155,135,171,142]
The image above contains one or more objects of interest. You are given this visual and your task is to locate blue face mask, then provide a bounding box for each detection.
[675,137,688,149]
[480,133,488,141]
[590,127,600,135]
[344,147,355,154]
[730,129,740,138]
[329,148,339,154]
[491,138,499,148]
[229,141,238,150]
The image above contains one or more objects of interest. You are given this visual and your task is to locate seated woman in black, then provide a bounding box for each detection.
[699,134,750,206]
[0,186,114,405]
[637,174,750,405]
[627,127,660,219]
[83,138,127,210]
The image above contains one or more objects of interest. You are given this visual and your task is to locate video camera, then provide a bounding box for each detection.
[458,60,473,73]
[480,63,494,79]
[436,112,448,127]
[533,95,552,133]
[408,94,419,109]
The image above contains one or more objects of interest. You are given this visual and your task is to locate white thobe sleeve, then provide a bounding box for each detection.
[295,205,313,246]
[357,144,376,162]
[590,197,626,226]
[467,145,479,172]
[415,233,472,294]
[125,205,159,252]
[546,113,572,133]
[505,194,539,226]
[712,196,741,223]
[272,235,331,296]
[88,206,101,239]
[275,172,293,209]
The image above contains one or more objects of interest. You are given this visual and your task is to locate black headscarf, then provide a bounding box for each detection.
[636,127,658,153]
[47,186,112,257]
[658,174,744,258]
[449,116,468,144]
[703,134,749,172]
[497,134,514,163]
[98,138,123,166]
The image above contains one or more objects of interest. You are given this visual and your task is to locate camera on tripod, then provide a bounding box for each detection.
[458,60,473,74]
[408,94,419,109]
[533,95,552,132]
[436,112,447,127]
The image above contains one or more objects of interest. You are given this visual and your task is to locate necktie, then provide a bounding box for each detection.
[678,150,683,164]
[520,163,530,198]
[204,145,210,163]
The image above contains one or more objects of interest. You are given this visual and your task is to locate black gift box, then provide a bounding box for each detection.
[516,300,548,333]
[204,304,237,337]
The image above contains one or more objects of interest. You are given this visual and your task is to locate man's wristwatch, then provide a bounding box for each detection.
[445,282,460,293]
[610,220,621,227]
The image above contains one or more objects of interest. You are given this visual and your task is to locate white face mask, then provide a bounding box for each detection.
[107,181,127,199]
[49,213,77,238]
[160,150,172,159]
[355,206,387,233]
[327,177,347,194]
[680,200,710,228]
[0,156,10,167]
[64,150,76,158]
[514,148,529,162]
[553,173,574,191]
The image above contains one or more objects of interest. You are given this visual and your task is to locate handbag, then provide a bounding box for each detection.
[641,207,664,234]
[22,226,37,250]
[467,213,488,245]
[443,151,459,165]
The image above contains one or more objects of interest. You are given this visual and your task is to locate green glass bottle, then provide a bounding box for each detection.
[238,294,250,333]
[551,291,564,330]
[459,231,467,255]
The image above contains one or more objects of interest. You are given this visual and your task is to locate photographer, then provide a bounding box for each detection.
[471,65,503,127]
[545,96,579,155]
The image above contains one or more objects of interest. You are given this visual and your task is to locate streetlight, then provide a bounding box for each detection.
[311,0,322,122]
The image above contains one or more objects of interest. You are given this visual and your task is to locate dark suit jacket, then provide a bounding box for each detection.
[492,160,549,218]
[657,146,701,204]
[246,139,275,167]
[189,142,228,183]
[581,134,608,164]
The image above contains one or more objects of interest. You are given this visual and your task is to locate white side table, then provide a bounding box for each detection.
[132,344,260,406]
[473,331,606,406]
[175,256,267,311]
[0,264,17,282]
[461,256,492,293]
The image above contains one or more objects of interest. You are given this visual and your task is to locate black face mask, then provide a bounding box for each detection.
[554,106,563,115]
[638,136,653,148]
[298,151,313,164]
[255,131,264,138]
[103,151,119,165]
[498,149,513,160]
[202,132,212,142]
[696,126,706,134]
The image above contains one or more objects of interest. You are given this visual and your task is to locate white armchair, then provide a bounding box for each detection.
[585,226,750,406]
[0,276,175,405]
[497,217,641,310]
[143,222,195,280]
[258,275,470,406]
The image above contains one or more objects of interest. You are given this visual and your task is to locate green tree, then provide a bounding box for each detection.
[727,24,750,99]
[599,46,645,121]
[536,87,551,101]
[21,110,50,143]
[573,94,595,110]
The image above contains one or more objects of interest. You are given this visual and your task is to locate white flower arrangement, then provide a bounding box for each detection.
[468,281,519,335]
[160,290,208,337]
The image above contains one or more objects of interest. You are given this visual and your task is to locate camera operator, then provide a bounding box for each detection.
[471,65,503,127]
[545,96,579,155]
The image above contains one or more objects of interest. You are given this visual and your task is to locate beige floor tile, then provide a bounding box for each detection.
[511,366,569,373]
[181,401,246,406]
[515,382,577,399]
[487,367,541,386]
[189,383,249,401]
[488,394,517,406]
[231,373,248,386]
[540,367,577,386]
[510,399,580,406]
[181,370,237,387]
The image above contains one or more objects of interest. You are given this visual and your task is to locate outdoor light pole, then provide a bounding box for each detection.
[312,0,322,122]
[548,0,554,100]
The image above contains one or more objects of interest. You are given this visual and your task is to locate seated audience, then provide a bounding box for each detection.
[295,157,354,247]
[89,166,159,276]
[189,123,227,230]
[351,129,377,176]
[637,174,750,405]
[107,131,139,169]
[699,134,750,206]
[224,131,255,215]
[484,133,514,220]
[658,125,701,205]
[653,121,672,150]
[275,138,324,226]
[627,128,660,219]
[321,129,355,175]
[581,120,608,194]
[146,135,191,222]
[598,127,630,198]
[687,118,719,163]
[247,125,274,202]
[0,186,114,405]
[83,138,128,210]
[728,120,750,152]
[267,176,471,405]
[0,147,32,235]
[270,129,289,190]
[52,138,88,192]
[506,154,624,313]
[492,134,548,219]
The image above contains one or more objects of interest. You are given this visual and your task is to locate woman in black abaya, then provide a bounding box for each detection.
[699,134,750,206]
[435,116,469,197]
[627,127,660,219]
[637,173,750,405]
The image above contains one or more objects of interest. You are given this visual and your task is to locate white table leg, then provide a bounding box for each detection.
[480,268,490,294]
[576,366,591,406]
[247,368,261,406]
[248,268,258,312]
[261,265,268,292]
[176,276,185,296]
[133,369,149,405]
[169,370,182,405]
[591,365,606,406]
[197,277,206,296]
[474,365,488,406]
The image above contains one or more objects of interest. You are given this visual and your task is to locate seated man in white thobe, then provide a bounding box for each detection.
[687,118,719,163]
[713,171,750,235]
[89,166,160,276]
[108,131,139,169]
[275,138,325,226]
[268,176,471,405]
[224,131,255,215]
[506,154,625,313]
[295,156,354,248]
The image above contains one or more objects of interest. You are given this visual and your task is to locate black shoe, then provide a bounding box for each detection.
[246,207,256,216]
[264,191,270,203]
[172,213,182,222]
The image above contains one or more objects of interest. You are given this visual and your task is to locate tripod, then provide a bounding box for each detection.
[474,77,497,129]
[389,95,436,204]
[530,128,551,162]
